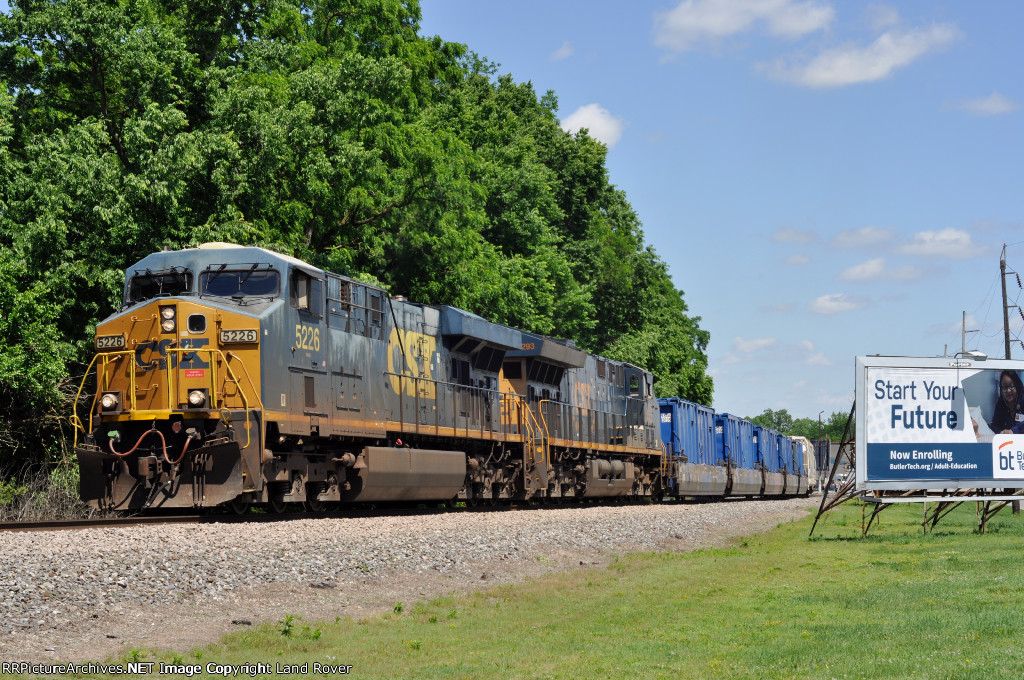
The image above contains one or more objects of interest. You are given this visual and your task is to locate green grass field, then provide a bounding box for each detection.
[51,500,1024,679]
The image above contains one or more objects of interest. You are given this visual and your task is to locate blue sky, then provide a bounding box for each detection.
[419,0,1024,422]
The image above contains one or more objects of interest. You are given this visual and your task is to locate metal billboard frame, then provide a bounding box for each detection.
[809,356,1024,536]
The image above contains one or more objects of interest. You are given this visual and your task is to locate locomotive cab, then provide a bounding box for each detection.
[74,245,278,510]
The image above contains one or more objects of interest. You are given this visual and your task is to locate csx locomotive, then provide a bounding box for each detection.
[72,243,807,512]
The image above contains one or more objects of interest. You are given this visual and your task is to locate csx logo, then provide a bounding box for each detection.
[135,339,210,371]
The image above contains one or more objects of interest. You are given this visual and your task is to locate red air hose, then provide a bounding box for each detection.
[108,428,168,459]
[165,432,196,466]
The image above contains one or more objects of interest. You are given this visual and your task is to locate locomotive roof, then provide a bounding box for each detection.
[127,243,321,277]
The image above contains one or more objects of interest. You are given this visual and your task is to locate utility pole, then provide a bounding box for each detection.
[1001,244,1020,515]
[1002,244,1012,359]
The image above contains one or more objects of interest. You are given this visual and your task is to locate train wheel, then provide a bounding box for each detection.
[487,483,502,506]
[268,494,288,514]
[304,496,326,513]
[227,496,250,516]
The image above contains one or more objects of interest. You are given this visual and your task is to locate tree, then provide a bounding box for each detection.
[749,408,795,433]
[0,0,714,470]
[751,409,852,439]
[788,418,819,439]
[824,410,853,441]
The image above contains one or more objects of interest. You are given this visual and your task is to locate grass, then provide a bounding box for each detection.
[34,499,1024,679]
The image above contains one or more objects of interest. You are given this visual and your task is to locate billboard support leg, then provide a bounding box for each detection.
[810,403,857,537]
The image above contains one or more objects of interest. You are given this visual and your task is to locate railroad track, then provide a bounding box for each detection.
[0,494,755,533]
[0,512,285,533]
[0,501,521,532]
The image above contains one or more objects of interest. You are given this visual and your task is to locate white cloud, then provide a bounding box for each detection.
[762,23,960,87]
[785,253,810,265]
[734,336,777,353]
[956,92,1019,116]
[561,104,625,148]
[810,293,868,315]
[654,0,834,52]
[551,41,574,61]
[806,352,834,366]
[792,339,832,365]
[837,257,921,281]
[831,225,894,249]
[772,226,817,244]
[866,4,900,31]
[898,228,985,259]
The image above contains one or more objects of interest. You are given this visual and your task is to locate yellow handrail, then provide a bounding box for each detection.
[71,350,137,447]
[534,400,553,467]
[71,347,262,451]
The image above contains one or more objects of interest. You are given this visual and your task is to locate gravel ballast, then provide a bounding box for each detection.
[0,496,818,662]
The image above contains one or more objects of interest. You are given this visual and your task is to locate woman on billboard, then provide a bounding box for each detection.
[990,370,1024,434]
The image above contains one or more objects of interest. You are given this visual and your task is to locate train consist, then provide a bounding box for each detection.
[71,243,808,512]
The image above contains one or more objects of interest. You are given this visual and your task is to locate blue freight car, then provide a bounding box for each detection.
[658,397,809,500]
[754,425,785,495]
[659,397,726,496]
[717,413,760,496]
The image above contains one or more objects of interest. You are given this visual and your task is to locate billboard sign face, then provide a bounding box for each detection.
[856,356,1024,491]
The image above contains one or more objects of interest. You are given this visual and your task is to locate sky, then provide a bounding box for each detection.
[417,0,1024,422]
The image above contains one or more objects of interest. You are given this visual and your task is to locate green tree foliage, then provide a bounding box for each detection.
[752,409,852,439]
[0,0,712,469]
[749,408,794,434]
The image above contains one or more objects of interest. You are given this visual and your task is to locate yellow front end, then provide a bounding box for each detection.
[73,300,264,510]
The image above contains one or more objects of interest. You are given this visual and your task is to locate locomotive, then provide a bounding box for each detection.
[71,243,808,513]
[72,243,663,512]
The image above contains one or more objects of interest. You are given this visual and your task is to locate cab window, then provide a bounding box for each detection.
[199,266,279,299]
[128,269,193,304]
[291,269,323,317]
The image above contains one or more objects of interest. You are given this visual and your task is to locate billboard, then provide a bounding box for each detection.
[856,355,1024,491]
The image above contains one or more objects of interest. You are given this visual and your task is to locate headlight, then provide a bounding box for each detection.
[160,306,176,333]
[100,392,120,411]
[187,389,206,407]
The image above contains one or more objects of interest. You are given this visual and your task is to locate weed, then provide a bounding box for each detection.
[393,602,403,614]
[0,464,91,521]
[278,615,295,637]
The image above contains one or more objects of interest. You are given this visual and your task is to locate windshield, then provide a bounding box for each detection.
[127,269,193,304]
[199,266,280,298]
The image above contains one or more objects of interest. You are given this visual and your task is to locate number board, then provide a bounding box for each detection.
[95,334,126,350]
[220,329,259,343]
